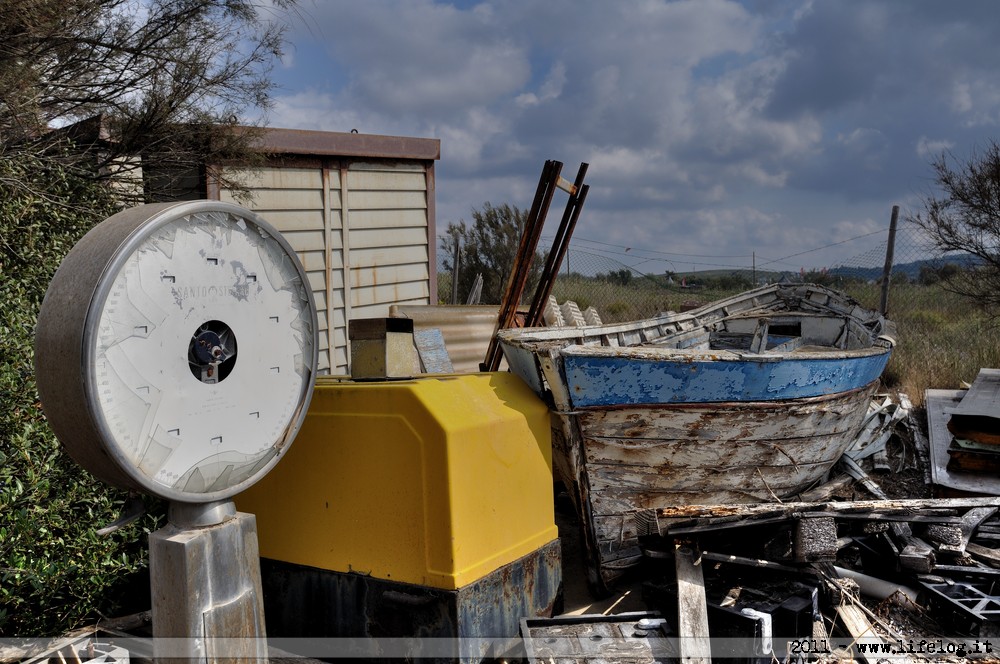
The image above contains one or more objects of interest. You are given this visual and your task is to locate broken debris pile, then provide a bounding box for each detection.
[525,392,1000,663]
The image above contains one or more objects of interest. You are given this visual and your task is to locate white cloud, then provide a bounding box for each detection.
[731,164,789,188]
[515,62,566,107]
[952,81,974,114]
[916,136,955,158]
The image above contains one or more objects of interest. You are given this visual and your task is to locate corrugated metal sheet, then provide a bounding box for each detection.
[220,159,433,374]
[389,304,510,373]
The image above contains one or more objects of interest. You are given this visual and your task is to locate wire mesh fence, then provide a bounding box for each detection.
[435,212,1000,402]
[437,215,964,324]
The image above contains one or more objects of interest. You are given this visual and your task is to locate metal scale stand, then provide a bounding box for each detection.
[35,201,319,663]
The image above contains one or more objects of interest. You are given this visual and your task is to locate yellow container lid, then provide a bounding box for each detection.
[236,372,558,590]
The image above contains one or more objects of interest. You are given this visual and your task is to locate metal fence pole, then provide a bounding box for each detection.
[451,241,461,305]
[880,205,899,315]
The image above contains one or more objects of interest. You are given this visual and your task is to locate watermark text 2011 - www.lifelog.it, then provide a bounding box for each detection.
[790,637,996,658]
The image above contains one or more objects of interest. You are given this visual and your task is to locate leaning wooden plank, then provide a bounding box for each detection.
[674,543,712,664]
[649,495,1000,528]
[900,392,933,484]
[834,603,893,663]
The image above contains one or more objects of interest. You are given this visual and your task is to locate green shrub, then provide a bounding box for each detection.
[0,153,163,637]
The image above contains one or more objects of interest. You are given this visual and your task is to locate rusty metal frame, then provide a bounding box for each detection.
[483,160,562,371]
[527,162,590,327]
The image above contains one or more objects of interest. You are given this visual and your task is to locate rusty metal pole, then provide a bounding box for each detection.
[527,164,590,327]
[879,205,899,315]
[483,161,561,371]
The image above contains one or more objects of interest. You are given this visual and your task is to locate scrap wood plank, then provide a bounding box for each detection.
[648,496,1000,535]
[674,542,711,664]
[890,521,936,574]
[966,542,1000,568]
[799,511,962,524]
[833,599,919,664]
[835,603,893,663]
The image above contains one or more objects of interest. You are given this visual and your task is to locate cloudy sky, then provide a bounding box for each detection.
[262,0,1000,275]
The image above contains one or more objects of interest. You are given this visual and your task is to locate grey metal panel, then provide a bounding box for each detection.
[236,188,324,210]
[926,389,1000,496]
[224,166,323,189]
[351,244,429,267]
[950,368,1000,420]
[326,189,344,213]
[296,250,327,272]
[348,189,428,210]
[351,281,429,307]
[389,305,508,374]
[350,262,428,288]
[243,209,326,231]
[349,207,428,229]
[281,228,326,252]
[305,271,326,292]
[347,168,428,190]
[350,226,426,249]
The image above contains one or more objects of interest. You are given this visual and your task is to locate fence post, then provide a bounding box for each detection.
[879,205,899,315]
[451,241,461,304]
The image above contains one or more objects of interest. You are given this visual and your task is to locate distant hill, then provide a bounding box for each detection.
[658,253,982,286]
[830,253,983,282]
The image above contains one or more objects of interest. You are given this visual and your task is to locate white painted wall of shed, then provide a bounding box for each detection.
[219,161,431,374]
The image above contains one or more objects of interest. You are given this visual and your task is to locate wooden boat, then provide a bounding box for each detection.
[497,283,896,593]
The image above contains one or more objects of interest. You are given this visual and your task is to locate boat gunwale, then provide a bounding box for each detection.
[558,340,892,363]
[570,380,880,413]
[497,282,893,350]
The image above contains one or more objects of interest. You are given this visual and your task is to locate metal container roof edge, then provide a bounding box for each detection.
[246,126,441,160]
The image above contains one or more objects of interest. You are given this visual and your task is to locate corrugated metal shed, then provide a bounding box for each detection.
[210,128,440,374]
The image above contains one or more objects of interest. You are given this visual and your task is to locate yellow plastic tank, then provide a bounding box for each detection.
[236,372,558,590]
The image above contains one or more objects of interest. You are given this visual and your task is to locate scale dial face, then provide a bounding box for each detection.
[36,202,318,503]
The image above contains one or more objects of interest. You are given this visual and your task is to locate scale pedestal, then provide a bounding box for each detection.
[150,501,268,663]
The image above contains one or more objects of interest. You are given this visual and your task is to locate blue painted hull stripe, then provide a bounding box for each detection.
[564,352,892,407]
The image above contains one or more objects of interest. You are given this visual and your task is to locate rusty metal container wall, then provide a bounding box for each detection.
[258,540,562,662]
[221,160,433,374]
[389,304,510,373]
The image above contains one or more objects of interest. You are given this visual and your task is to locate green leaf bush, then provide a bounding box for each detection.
[0,151,163,637]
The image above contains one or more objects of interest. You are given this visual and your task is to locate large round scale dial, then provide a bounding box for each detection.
[35,201,318,503]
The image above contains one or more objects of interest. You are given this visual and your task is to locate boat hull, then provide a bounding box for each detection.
[556,381,880,591]
[497,284,895,594]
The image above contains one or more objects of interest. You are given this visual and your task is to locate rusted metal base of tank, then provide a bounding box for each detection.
[258,538,562,663]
